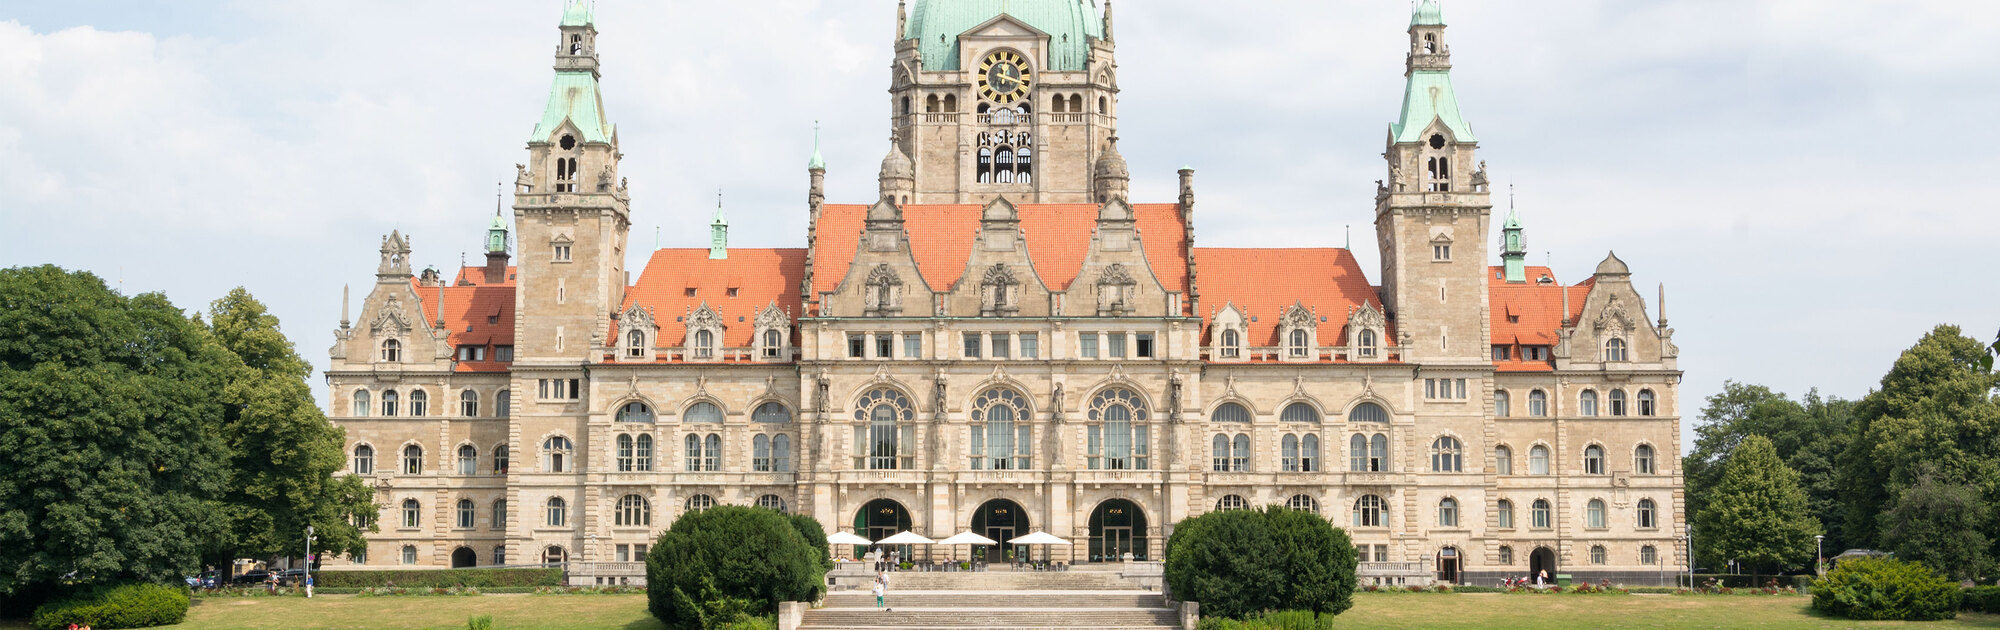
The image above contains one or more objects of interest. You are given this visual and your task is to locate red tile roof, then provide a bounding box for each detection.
[1192,248,1386,347]
[810,204,1191,304]
[1488,265,1593,372]
[407,279,517,372]
[624,248,807,348]
[453,265,518,287]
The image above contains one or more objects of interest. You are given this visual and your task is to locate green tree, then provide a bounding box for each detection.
[1694,435,1819,577]
[1261,506,1356,617]
[1684,382,1853,567]
[1882,471,1992,581]
[0,266,233,608]
[200,289,375,566]
[786,513,833,574]
[647,506,824,630]
[1836,325,2000,570]
[1164,510,1282,619]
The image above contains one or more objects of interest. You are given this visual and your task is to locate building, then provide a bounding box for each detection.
[325,0,1686,585]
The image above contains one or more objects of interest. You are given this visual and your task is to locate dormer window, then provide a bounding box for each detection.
[1604,338,1629,362]
[1358,329,1379,358]
[684,304,723,361]
[626,329,646,358]
[1220,329,1241,359]
[1288,330,1309,358]
[693,330,714,359]
[762,330,782,358]
[380,339,402,362]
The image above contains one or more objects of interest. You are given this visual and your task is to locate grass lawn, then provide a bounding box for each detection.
[2,592,1995,629]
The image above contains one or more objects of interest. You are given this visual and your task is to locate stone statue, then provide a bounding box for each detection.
[597,166,614,192]
[514,164,532,192]
[1470,160,1489,191]
[1389,163,1404,191]
[932,374,948,418]
[814,371,830,415]
[1168,371,1184,415]
[1050,382,1065,422]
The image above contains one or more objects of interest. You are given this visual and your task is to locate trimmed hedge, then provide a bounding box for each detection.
[1810,557,1960,621]
[1965,586,2000,614]
[1195,610,1334,630]
[1166,507,1357,620]
[30,583,188,630]
[1691,574,1814,589]
[312,568,563,588]
[648,506,827,630]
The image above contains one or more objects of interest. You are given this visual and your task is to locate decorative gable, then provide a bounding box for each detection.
[683,302,724,361]
[617,304,659,361]
[1279,302,1318,362]
[1210,302,1248,362]
[753,300,791,362]
[1345,302,1387,362]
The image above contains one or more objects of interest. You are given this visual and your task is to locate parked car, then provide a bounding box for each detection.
[232,570,271,585]
[279,569,307,586]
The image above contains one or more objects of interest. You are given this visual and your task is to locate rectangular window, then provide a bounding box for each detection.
[1433,244,1451,261]
[1019,333,1039,359]
[494,346,513,362]
[903,334,922,360]
[1525,346,1549,361]
[1080,334,1099,359]
[567,379,580,400]
[1492,345,1511,361]
[1108,334,1126,359]
[1424,379,1437,399]
[992,333,1009,359]
[963,333,982,358]
[616,544,630,563]
[1373,545,1389,562]
[848,334,865,359]
[876,335,893,359]
[1456,379,1468,399]
[554,245,572,262]
[1136,333,1155,358]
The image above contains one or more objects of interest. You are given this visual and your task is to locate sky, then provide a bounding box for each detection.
[3,1,1997,450]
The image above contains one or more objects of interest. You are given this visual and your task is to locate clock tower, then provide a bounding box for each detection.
[889,0,1120,205]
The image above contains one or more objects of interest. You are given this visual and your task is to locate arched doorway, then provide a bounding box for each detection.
[1529,546,1557,584]
[971,499,1029,562]
[853,498,914,561]
[450,546,477,568]
[1088,499,1148,562]
[1436,546,1460,584]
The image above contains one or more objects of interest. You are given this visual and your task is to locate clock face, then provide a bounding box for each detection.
[978,51,1033,105]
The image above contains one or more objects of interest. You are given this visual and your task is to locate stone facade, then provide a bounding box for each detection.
[325,0,1687,586]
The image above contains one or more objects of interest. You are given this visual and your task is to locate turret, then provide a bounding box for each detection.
[879,132,915,204]
[1500,197,1526,284]
[1092,137,1130,203]
[710,193,729,260]
[484,196,511,285]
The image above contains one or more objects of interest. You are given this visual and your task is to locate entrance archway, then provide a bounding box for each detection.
[853,498,914,561]
[1529,546,1558,584]
[451,547,476,568]
[1436,546,1460,584]
[970,499,1029,562]
[1088,499,1148,562]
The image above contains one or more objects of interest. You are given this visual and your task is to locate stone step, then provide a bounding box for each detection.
[874,574,1148,591]
[824,591,1167,609]
[799,607,1180,629]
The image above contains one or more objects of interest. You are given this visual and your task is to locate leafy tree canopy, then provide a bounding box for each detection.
[1695,435,1819,575]
[1684,381,1852,565]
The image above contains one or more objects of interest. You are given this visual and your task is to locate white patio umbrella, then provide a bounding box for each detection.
[938,531,999,562]
[876,530,937,565]
[827,531,873,546]
[1007,531,1072,564]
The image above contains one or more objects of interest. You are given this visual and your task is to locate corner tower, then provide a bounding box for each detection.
[1375,0,1493,364]
[891,0,1119,205]
[512,0,631,363]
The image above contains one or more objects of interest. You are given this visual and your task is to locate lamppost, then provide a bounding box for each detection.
[1815,534,1825,578]
[1684,524,1694,590]
[304,526,317,598]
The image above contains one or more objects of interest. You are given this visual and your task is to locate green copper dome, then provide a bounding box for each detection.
[905,0,1104,72]
[1412,0,1444,27]
[561,0,593,27]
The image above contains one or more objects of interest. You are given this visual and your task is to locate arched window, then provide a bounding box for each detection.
[617,435,635,471]
[1087,388,1150,470]
[1349,434,1368,472]
[1497,499,1515,528]
[496,390,511,418]
[1211,402,1250,423]
[353,444,374,474]
[685,494,715,514]
[1280,402,1321,423]
[925,94,939,113]
[409,390,428,417]
[900,96,910,116]
[543,436,573,473]
[1579,390,1598,417]
[1348,402,1389,424]
[1590,545,1607,565]
[545,496,567,527]
[753,402,790,423]
[971,388,1031,470]
[1070,94,1083,113]
[1609,389,1628,416]
[762,329,783,358]
[1431,436,1464,472]
[1282,434,1299,471]
[1583,444,1605,475]
[1287,494,1319,514]
[757,494,787,513]
[1494,390,1510,417]
[456,499,476,529]
[401,545,417,565]
[1301,434,1320,472]
[491,499,507,530]
[693,329,715,358]
[542,545,567,566]
[1530,499,1551,529]
[1438,497,1459,527]
[685,402,722,424]
[402,445,423,475]
[1216,495,1249,512]
[382,390,400,417]
[1211,434,1230,472]
[457,444,478,475]
[1288,329,1309,357]
[381,339,401,362]
[460,390,479,417]
[1641,545,1658,565]
[635,434,653,471]
[352,390,371,417]
[1219,329,1242,358]
[618,401,654,423]
[854,388,915,470]
[402,498,421,528]
[753,434,772,471]
[1353,495,1385,527]
[1528,390,1548,417]
[1357,329,1379,357]
[1635,444,1655,475]
[1604,338,1628,362]
[1638,389,1657,416]
[1638,498,1657,529]
[493,445,509,475]
[626,330,646,358]
[1099,96,1108,113]
[1494,445,1512,475]
[943,94,958,113]
[772,434,792,472]
[1370,433,1389,472]
[977,148,993,183]
[1585,498,1606,529]
[616,495,650,527]
[1528,445,1549,475]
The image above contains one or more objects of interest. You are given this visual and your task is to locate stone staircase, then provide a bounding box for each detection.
[799,569,1181,630]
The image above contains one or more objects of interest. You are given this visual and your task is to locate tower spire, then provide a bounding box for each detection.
[808,121,826,171]
[710,189,729,260]
[1501,185,1527,283]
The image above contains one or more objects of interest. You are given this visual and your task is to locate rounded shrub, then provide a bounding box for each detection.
[1166,507,1358,620]
[30,583,189,630]
[1964,585,2000,614]
[1811,557,1960,621]
[647,505,828,630]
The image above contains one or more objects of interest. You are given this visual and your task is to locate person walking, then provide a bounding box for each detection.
[872,579,886,610]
